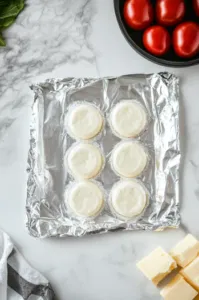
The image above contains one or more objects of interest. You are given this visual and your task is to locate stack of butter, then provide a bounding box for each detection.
[137,234,199,299]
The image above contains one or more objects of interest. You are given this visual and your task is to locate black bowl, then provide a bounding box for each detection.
[114,0,199,67]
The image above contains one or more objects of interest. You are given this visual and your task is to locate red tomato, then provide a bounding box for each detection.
[193,0,199,17]
[123,0,154,30]
[156,0,185,26]
[173,22,199,58]
[143,25,171,56]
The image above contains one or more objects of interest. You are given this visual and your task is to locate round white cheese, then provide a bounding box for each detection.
[67,103,103,140]
[67,143,103,179]
[68,181,104,217]
[110,100,147,138]
[111,180,147,218]
[111,141,148,178]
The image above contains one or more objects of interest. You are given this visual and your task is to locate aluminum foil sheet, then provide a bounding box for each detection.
[26,73,180,238]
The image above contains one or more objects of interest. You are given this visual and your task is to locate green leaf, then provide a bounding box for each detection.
[0,0,25,46]
[0,32,6,46]
[0,16,15,28]
[0,0,25,19]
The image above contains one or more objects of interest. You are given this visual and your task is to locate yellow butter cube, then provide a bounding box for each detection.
[160,275,198,300]
[170,234,199,267]
[181,256,199,291]
[137,247,177,285]
[160,274,198,300]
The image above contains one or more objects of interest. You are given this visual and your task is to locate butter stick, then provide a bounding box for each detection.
[170,234,199,268]
[180,256,199,292]
[137,247,177,285]
[160,274,198,300]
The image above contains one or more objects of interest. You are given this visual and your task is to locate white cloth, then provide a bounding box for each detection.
[0,230,55,300]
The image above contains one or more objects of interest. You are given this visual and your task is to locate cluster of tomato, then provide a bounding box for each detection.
[123,0,199,58]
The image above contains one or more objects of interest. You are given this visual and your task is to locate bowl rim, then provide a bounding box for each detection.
[114,0,199,67]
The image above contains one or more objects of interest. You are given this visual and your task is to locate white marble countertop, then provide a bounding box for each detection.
[0,1,199,299]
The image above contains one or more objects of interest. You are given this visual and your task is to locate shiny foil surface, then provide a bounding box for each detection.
[27,73,180,238]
